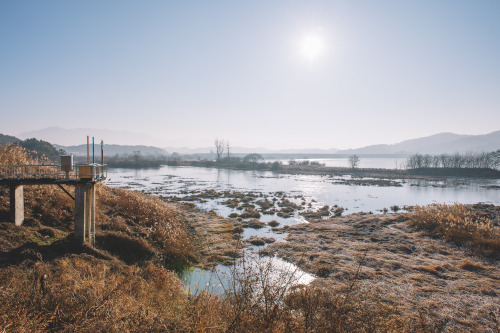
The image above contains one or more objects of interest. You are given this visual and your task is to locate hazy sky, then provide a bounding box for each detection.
[1,1,499,149]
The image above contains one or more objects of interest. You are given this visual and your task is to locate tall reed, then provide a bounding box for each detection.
[409,203,499,256]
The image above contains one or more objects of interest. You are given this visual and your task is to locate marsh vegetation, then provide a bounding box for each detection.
[1,144,500,331]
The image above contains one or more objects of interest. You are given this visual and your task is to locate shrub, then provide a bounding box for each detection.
[270,161,282,171]
[267,220,280,227]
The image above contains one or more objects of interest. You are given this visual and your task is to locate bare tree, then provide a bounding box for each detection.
[348,155,360,169]
[226,141,231,166]
[214,139,225,163]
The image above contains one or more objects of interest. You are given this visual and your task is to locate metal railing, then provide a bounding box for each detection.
[0,164,107,181]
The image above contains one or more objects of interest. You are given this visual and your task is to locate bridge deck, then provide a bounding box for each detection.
[1,163,106,245]
[0,164,107,185]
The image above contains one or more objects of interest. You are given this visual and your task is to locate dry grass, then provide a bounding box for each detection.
[457,259,486,271]
[97,186,195,268]
[176,202,244,267]
[284,285,411,332]
[0,251,423,333]
[0,256,193,332]
[0,144,42,165]
[409,203,500,257]
[266,212,500,332]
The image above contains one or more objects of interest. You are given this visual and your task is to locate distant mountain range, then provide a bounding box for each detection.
[57,144,168,157]
[7,127,500,156]
[169,131,500,155]
[18,126,165,146]
[165,146,340,155]
[337,131,500,154]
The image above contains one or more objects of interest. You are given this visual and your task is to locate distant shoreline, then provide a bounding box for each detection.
[106,158,500,180]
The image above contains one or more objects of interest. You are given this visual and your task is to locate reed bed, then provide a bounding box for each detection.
[0,144,36,165]
[0,143,54,165]
[409,203,500,257]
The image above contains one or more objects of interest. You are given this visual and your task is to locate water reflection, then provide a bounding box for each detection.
[179,254,315,296]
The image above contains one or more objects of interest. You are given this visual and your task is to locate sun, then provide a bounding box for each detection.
[299,32,325,62]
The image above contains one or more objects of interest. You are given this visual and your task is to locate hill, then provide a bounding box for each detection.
[0,134,19,145]
[338,131,500,154]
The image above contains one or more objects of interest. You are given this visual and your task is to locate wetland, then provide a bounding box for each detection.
[106,165,500,294]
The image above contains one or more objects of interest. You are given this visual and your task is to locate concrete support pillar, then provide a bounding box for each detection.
[10,185,24,226]
[85,187,91,242]
[75,185,87,244]
[90,185,96,245]
[74,184,96,246]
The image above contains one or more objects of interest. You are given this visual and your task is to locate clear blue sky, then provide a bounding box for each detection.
[1,1,499,148]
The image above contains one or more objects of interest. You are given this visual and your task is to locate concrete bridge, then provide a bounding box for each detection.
[0,163,107,245]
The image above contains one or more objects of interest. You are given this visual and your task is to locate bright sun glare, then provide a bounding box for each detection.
[300,32,325,62]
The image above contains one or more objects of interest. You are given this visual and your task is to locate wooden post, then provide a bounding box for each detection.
[10,185,24,226]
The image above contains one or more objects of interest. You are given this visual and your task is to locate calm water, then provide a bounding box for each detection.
[106,165,500,215]
[105,163,500,293]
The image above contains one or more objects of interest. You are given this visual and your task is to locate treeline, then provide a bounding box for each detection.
[405,150,500,170]
[168,154,284,171]
[101,151,288,171]
[91,152,168,168]
[288,160,325,167]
